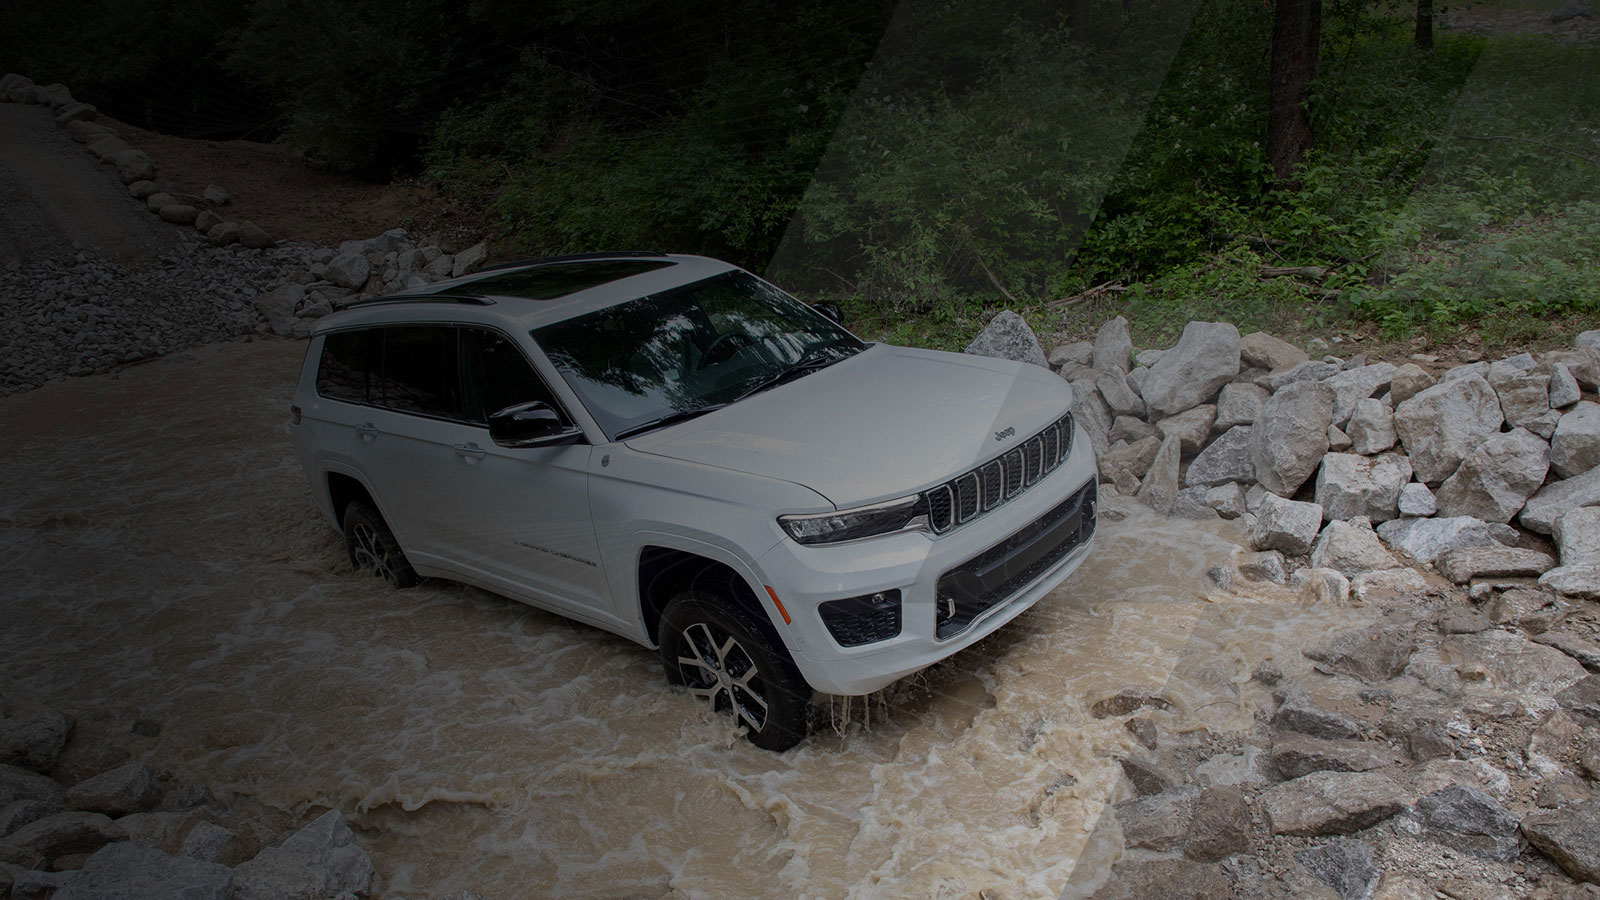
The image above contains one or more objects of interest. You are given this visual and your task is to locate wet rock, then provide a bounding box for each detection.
[1071,378,1114,457]
[1552,363,1582,409]
[0,710,71,774]
[1124,717,1158,751]
[1092,316,1132,374]
[1395,375,1506,485]
[1435,428,1550,523]
[1346,398,1397,455]
[1184,425,1255,487]
[1377,516,1500,565]
[1414,784,1522,861]
[1215,382,1268,429]
[1156,405,1215,453]
[1558,675,1600,723]
[1194,746,1269,787]
[1183,785,1249,862]
[1090,689,1171,718]
[1096,369,1146,418]
[1316,453,1413,526]
[1352,569,1427,605]
[1142,322,1240,416]
[1522,799,1600,884]
[1251,493,1324,555]
[231,809,373,900]
[1294,567,1352,605]
[1310,521,1401,578]
[1119,756,1177,797]
[1441,630,1587,694]
[450,241,489,279]
[65,764,159,817]
[1397,483,1437,517]
[1541,564,1600,599]
[53,842,232,900]
[1116,785,1196,851]
[1305,625,1414,682]
[1241,331,1307,371]
[1296,838,1379,900]
[1326,363,1396,427]
[1274,692,1361,740]
[1523,468,1600,536]
[1239,549,1287,583]
[1136,434,1181,514]
[0,765,65,808]
[1251,380,1335,496]
[1487,588,1564,633]
[1204,482,1247,519]
[1435,546,1556,584]
[1087,859,1229,900]
[7,811,125,858]
[1207,565,1234,590]
[1172,487,1219,520]
[1269,733,1406,779]
[1109,415,1156,445]
[1535,632,1600,671]
[1262,771,1409,836]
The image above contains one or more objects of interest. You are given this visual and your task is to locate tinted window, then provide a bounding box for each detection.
[460,328,557,424]
[316,330,373,403]
[378,326,460,418]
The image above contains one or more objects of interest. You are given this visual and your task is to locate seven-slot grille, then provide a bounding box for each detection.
[922,411,1074,535]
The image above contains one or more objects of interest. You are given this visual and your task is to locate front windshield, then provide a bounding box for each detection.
[533,270,865,440]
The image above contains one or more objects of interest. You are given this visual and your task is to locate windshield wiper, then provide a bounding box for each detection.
[729,341,861,404]
[613,404,728,440]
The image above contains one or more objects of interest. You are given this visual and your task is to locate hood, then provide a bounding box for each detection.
[623,344,1074,507]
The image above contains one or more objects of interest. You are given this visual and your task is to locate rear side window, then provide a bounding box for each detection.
[377,326,461,418]
[460,328,557,424]
[316,330,373,403]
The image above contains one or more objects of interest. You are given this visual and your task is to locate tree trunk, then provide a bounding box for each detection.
[1415,0,1434,50]
[1266,0,1322,188]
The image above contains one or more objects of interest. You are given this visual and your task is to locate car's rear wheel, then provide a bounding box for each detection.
[342,502,419,588]
[659,593,810,751]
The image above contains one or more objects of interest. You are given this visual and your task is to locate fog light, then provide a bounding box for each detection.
[819,590,902,647]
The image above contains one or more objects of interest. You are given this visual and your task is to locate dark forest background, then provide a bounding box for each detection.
[4,0,1597,348]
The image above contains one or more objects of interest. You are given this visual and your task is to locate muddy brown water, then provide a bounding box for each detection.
[0,341,1368,899]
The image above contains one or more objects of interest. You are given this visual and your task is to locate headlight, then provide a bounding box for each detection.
[779,495,928,545]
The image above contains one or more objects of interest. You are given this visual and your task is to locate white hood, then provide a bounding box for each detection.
[623,345,1074,507]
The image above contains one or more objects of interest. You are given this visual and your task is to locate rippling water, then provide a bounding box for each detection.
[0,341,1365,899]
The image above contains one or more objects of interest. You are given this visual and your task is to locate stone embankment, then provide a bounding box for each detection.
[970,311,1600,900]
[0,72,487,398]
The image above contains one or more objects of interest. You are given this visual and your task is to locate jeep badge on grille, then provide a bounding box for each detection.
[994,427,1015,441]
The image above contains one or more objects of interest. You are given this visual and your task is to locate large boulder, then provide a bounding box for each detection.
[1136,435,1182,515]
[1098,436,1161,493]
[1434,427,1550,523]
[231,810,374,900]
[1440,629,1587,694]
[1496,374,1553,430]
[1240,331,1307,371]
[1376,516,1499,565]
[64,763,160,817]
[111,149,156,184]
[7,810,125,858]
[0,709,71,773]
[1552,401,1600,478]
[1251,380,1335,496]
[1315,452,1412,523]
[964,310,1049,369]
[1551,363,1582,409]
[1295,839,1380,900]
[1141,321,1241,416]
[1397,482,1437,517]
[1093,316,1132,373]
[1096,369,1146,418]
[1539,565,1600,600]
[1184,425,1255,487]
[1520,466,1600,534]
[1264,359,1340,392]
[1522,799,1600,885]
[1250,493,1324,556]
[1415,785,1522,862]
[1389,363,1435,404]
[1309,520,1401,577]
[1325,363,1396,427]
[1269,733,1405,780]
[1346,398,1397,455]
[1394,375,1506,485]
[1155,405,1215,453]
[1435,546,1556,583]
[1304,624,1414,682]
[1070,378,1114,457]
[323,252,373,291]
[1556,507,1600,566]
[450,240,489,278]
[1261,771,1409,836]
[1214,382,1269,429]
[55,842,233,900]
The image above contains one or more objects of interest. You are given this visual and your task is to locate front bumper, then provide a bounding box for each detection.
[755,422,1098,695]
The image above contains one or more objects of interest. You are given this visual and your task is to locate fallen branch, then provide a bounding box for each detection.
[1260,265,1330,280]
[1451,133,1600,169]
[1048,280,1128,307]
[977,259,1019,304]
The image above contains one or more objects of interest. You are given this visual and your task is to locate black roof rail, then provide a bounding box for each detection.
[335,293,496,310]
[474,250,669,273]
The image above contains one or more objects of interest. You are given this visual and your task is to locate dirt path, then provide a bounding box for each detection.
[0,104,178,266]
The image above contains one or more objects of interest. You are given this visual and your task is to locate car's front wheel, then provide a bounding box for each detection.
[342,501,419,589]
[659,594,810,751]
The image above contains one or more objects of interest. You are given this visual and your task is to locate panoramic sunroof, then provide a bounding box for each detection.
[464,259,675,300]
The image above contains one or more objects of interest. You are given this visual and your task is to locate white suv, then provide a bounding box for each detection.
[289,253,1097,749]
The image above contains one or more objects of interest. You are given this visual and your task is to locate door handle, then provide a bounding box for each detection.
[453,442,487,461]
[355,422,378,440]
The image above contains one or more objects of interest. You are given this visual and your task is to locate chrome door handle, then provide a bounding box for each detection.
[453,442,487,460]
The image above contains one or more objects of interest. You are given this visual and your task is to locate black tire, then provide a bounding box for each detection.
[659,593,810,751]
[342,501,420,589]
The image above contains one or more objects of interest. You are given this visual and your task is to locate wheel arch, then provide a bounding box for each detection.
[325,471,377,526]
[637,546,777,648]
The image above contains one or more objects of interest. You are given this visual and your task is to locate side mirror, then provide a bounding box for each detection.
[488,401,583,448]
[811,302,843,325]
